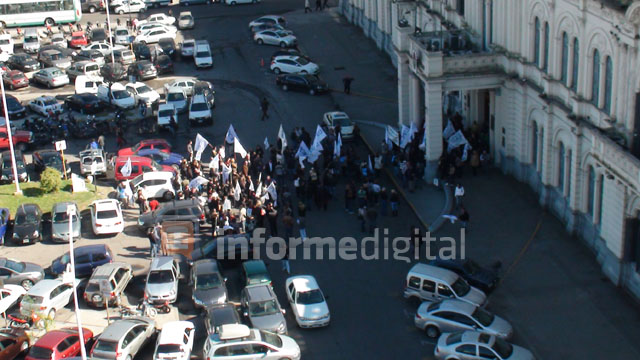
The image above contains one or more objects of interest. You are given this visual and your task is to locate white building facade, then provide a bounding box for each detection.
[339,0,640,300]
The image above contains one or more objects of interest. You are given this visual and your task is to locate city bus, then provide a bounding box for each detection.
[0,0,82,28]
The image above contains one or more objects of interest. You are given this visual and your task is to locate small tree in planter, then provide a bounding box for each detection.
[40,167,62,193]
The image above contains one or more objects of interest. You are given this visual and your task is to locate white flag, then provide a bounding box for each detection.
[223,198,231,211]
[189,176,209,189]
[385,125,399,146]
[400,124,413,148]
[255,181,263,198]
[409,121,418,136]
[226,124,238,143]
[194,133,209,161]
[221,162,231,183]
[313,125,327,149]
[209,155,219,172]
[295,141,310,159]
[368,155,373,172]
[447,130,469,153]
[264,137,270,149]
[234,139,248,158]
[461,143,472,161]
[443,120,455,139]
[121,157,132,177]
[249,179,255,192]
[299,156,305,169]
[219,146,226,159]
[266,182,277,201]
[278,124,287,150]
[419,131,427,150]
[234,181,241,202]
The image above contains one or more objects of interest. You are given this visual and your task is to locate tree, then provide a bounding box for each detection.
[40,167,62,193]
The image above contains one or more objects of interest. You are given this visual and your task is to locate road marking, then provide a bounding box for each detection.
[328,88,397,102]
[497,216,543,288]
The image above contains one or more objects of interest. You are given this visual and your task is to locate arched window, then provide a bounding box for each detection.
[534,17,541,66]
[591,49,600,106]
[566,150,572,198]
[571,38,579,92]
[598,174,604,224]
[587,166,595,216]
[543,22,550,72]
[561,32,569,84]
[558,142,565,190]
[604,56,613,113]
[532,124,538,168]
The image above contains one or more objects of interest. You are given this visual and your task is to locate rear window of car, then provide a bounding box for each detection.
[22,295,44,304]
[445,332,463,345]
[28,346,54,359]
[94,340,117,352]
[97,210,118,219]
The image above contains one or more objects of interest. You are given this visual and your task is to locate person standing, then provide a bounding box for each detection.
[267,203,278,236]
[260,97,270,121]
[458,206,469,229]
[187,140,194,161]
[342,76,354,94]
[470,150,480,176]
[283,210,295,240]
[454,183,465,208]
[390,189,399,216]
[297,215,307,240]
[98,135,105,149]
[281,245,290,274]
[323,0,329,9]
[315,0,322,11]
[304,0,312,13]
[136,189,147,214]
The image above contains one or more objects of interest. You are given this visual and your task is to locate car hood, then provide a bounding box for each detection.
[294,301,329,320]
[488,315,513,338]
[146,282,176,296]
[52,220,81,237]
[140,91,160,102]
[189,109,210,118]
[249,313,285,332]
[13,223,38,237]
[193,287,227,306]
[460,286,487,307]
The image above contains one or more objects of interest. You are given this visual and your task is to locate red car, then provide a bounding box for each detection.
[2,70,29,90]
[25,328,94,360]
[68,31,88,48]
[117,139,171,156]
[0,329,30,360]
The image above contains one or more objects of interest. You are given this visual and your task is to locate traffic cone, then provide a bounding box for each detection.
[260,58,264,67]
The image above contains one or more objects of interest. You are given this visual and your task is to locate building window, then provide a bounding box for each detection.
[587,166,595,216]
[456,0,465,16]
[543,22,550,72]
[604,56,613,114]
[598,174,604,224]
[558,142,565,191]
[532,124,538,168]
[571,38,579,92]
[561,32,569,84]
[566,150,572,198]
[592,49,600,107]
[534,18,541,66]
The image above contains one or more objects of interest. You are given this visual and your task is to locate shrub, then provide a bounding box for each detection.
[40,167,62,193]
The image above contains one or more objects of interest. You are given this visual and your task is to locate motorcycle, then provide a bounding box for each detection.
[150,300,171,314]
[119,301,157,318]
[7,312,44,329]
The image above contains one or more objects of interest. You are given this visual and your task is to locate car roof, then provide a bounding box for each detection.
[52,202,77,213]
[243,260,267,275]
[191,94,207,103]
[326,111,349,119]
[28,279,62,295]
[217,324,250,341]
[90,262,130,279]
[99,319,149,341]
[436,299,476,314]
[33,328,79,348]
[409,263,459,284]
[245,284,275,301]
[288,275,319,292]
[157,321,192,344]
[35,95,56,101]
[91,199,120,211]
[150,256,175,271]
[179,11,192,16]
[133,170,173,181]
[193,259,220,274]
[16,203,41,215]
[79,149,105,157]
[158,103,176,110]
[74,244,109,256]
[115,155,152,163]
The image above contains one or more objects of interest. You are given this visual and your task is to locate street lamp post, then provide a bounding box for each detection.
[104,0,116,64]
[0,71,22,195]
[67,205,87,360]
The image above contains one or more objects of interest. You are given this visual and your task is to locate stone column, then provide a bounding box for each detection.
[409,74,421,126]
[424,80,444,182]
[397,53,411,126]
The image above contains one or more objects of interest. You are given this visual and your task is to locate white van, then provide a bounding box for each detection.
[97,83,136,109]
[75,75,105,95]
[157,103,177,130]
[188,94,212,125]
[194,41,212,68]
[79,148,107,176]
[403,263,487,307]
[0,34,14,61]
[23,29,40,54]
[132,171,175,201]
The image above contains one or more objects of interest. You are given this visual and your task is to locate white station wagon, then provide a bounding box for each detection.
[285,275,330,328]
[90,199,124,236]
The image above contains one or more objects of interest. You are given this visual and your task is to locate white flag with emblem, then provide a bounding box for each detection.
[278,124,287,151]
[194,133,209,161]
[121,157,132,177]
[225,124,238,143]
[264,137,270,149]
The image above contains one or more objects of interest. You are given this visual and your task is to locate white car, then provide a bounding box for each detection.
[153,321,194,360]
[28,96,63,116]
[226,0,260,4]
[90,199,124,236]
[203,324,301,360]
[126,82,160,106]
[0,285,26,314]
[180,39,195,57]
[131,171,175,200]
[135,28,176,44]
[114,0,146,14]
[82,42,125,57]
[157,103,177,130]
[177,11,194,30]
[137,23,177,36]
[114,26,133,45]
[20,279,74,318]
[163,78,196,97]
[51,33,67,48]
[322,111,355,139]
[166,87,188,113]
[248,15,286,30]
[0,34,14,56]
[75,75,104,95]
[140,13,175,26]
[194,41,212,68]
[254,30,297,48]
[271,55,319,75]
[97,83,136,109]
[188,94,212,125]
[285,275,330,328]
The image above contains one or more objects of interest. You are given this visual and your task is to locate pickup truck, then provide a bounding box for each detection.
[0,126,33,152]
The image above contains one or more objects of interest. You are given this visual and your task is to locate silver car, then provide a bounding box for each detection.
[66,61,101,81]
[178,11,194,30]
[253,30,297,48]
[32,68,70,88]
[144,256,179,305]
[434,331,535,360]
[415,300,513,339]
[241,284,287,334]
[0,257,44,290]
[51,202,81,243]
[90,318,156,360]
[38,49,72,69]
[191,259,228,308]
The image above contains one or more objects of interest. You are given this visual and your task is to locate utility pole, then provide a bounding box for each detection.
[105,0,116,64]
[0,70,22,195]
[67,205,87,360]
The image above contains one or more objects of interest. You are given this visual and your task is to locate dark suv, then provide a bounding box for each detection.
[276,74,328,95]
[138,198,205,231]
[1,150,29,183]
[51,244,114,278]
[80,0,105,13]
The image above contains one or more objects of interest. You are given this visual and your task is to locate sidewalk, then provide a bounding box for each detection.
[288,8,640,360]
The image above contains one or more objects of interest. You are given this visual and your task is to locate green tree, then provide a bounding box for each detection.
[40,167,62,193]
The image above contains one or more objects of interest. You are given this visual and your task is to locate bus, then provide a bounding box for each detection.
[0,0,82,28]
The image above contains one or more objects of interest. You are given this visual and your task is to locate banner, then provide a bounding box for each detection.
[255,181,263,198]
[400,124,412,149]
[209,155,219,172]
[267,182,277,201]
[225,124,238,143]
[234,181,241,202]
[447,130,468,153]
[312,125,327,149]
[443,120,455,139]
[219,146,226,159]
[249,179,255,192]
[461,143,472,161]
[194,133,209,161]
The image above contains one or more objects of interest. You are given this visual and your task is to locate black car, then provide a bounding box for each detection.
[64,93,107,114]
[12,204,43,245]
[204,303,242,335]
[6,53,41,72]
[154,54,173,75]
[428,258,500,293]
[193,80,215,107]
[32,150,70,177]
[158,38,176,59]
[0,94,27,119]
[133,42,152,61]
[270,49,310,62]
[38,44,76,58]
[90,28,107,43]
[100,62,127,82]
[80,0,104,13]
[276,74,328,95]
[127,60,157,80]
[73,49,105,63]
[138,198,205,231]
[1,150,29,183]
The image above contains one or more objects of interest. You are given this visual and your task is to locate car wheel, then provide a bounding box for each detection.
[257,38,263,45]
[47,81,52,89]
[309,88,315,95]
[273,67,281,74]
[279,41,287,48]
[88,5,96,13]
[21,279,34,290]
[282,84,288,91]
[163,191,174,201]
[118,9,124,14]
[425,325,440,339]
[48,308,56,319]
[44,18,55,27]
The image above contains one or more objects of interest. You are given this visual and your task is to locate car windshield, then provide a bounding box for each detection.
[25,36,38,43]
[159,109,174,118]
[249,300,279,316]
[136,85,152,94]
[53,211,79,223]
[28,346,53,359]
[191,102,208,112]
[471,307,495,327]
[167,92,185,101]
[183,42,193,48]
[50,69,64,76]
[297,289,324,305]
[116,29,128,36]
[259,331,283,348]
[43,98,58,106]
[462,260,481,275]
[112,90,130,99]
[15,212,38,225]
[22,294,44,305]
[97,210,118,219]
[195,51,209,58]
[275,31,288,37]
[122,51,133,57]
[296,57,309,65]
[3,159,23,169]
[0,39,9,45]
[195,273,221,290]
[49,53,61,61]
[156,344,181,354]
[72,36,84,41]
[94,340,117,352]
[148,270,174,284]
[491,337,514,358]
[451,277,471,297]
[4,259,25,272]
[11,74,24,80]
[180,15,192,21]
[335,116,352,127]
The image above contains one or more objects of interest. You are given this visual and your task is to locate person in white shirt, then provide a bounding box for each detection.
[454,184,465,208]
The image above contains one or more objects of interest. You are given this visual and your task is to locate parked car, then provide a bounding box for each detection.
[135,28,176,44]
[80,0,104,13]
[74,75,104,95]
[193,80,215,106]
[22,29,40,54]
[158,38,176,58]
[144,256,180,305]
[50,244,115,277]
[84,262,133,307]
[26,327,94,360]
[250,23,291,35]
[100,62,127,82]
[79,148,107,176]
[0,95,26,119]
[434,331,535,360]
[118,138,171,156]
[191,259,228,309]
[157,103,177,131]
[254,30,297,48]
[66,61,101,81]
[64,93,106,114]
[2,70,29,90]
[242,260,271,287]
[248,15,286,30]
[194,41,212,68]
[177,11,195,30]
[137,198,205,231]
[163,78,196,96]
[128,60,157,80]
[203,324,300,360]
[1,150,28,183]
[191,234,251,263]
[19,279,74,318]
[32,68,69,88]
[131,171,175,201]
[180,0,213,5]
[0,329,30,360]
[204,303,241,335]
[126,82,160,106]
[11,204,43,245]
[285,275,330,328]
[152,321,194,360]
[6,53,40,72]
[180,39,195,58]
[111,49,136,66]
[429,257,500,293]
[416,299,513,339]
[188,94,212,125]
[166,87,188,113]
[50,33,67,48]
[32,150,70,177]
[113,26,133,45]
[82,41,123,57]
[0,257,45,290]
[140,13,175,26]
[96,83,136,109]
[68,31,89,48]
[0,285,27,315]
[322,111,355,139]
[90,199,124,236]
[136,23,177,36]
[270,49,310,62]
[113,155,172,181]
[154,54,173,74]
[90,318,156,360]
[240,284,287,334]
[137,148,183,167]
[27,96,63,116]
[72,50,105,67]
[271,55,318,75]
[50,202,81,243]
[113,0,147,14]
[37,50,71,69]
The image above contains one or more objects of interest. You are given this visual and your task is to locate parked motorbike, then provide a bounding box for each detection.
[7,313,44,329]
[119,301,157,318]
